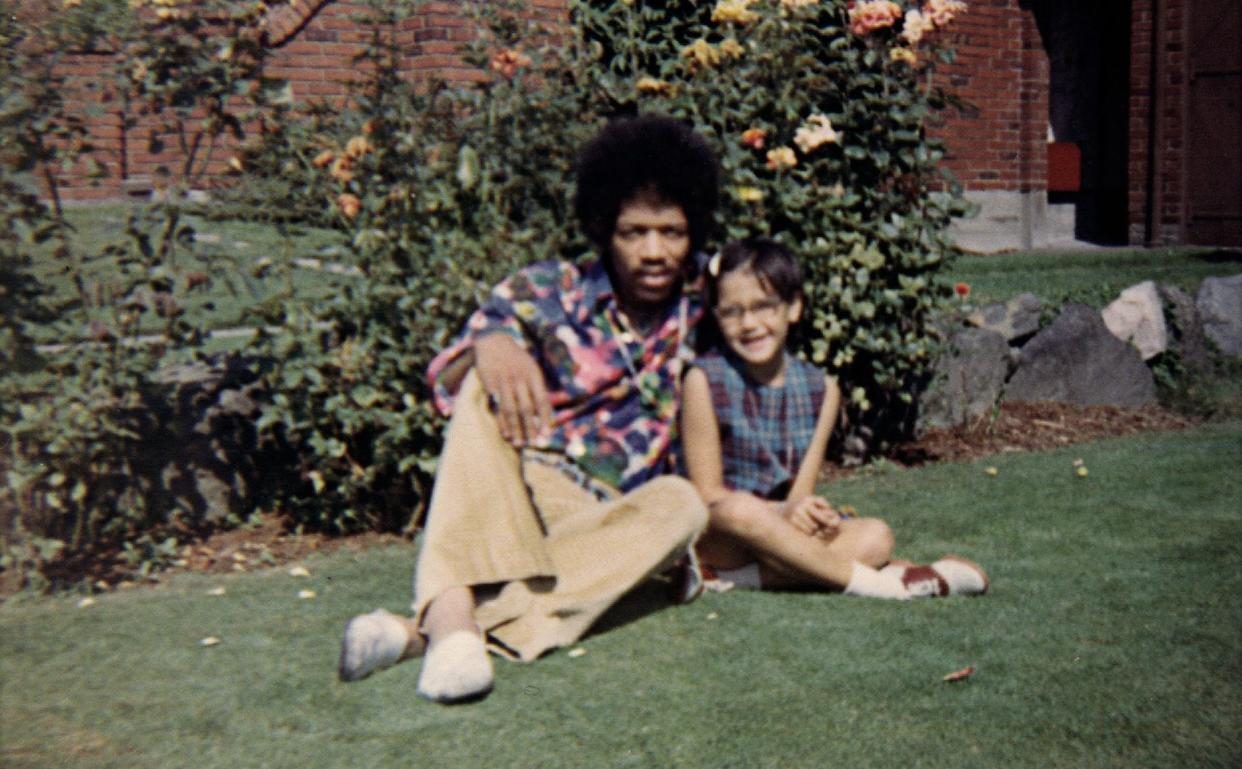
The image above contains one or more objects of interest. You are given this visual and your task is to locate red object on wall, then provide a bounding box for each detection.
[1047,142,1081,192]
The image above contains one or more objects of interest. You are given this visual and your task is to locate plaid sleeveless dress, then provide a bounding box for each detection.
[695,351,826,499]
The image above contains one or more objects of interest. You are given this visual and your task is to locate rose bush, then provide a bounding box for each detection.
[565,0,972,453]
[1,0,281,589]
[231,0,970,533]
[4,0,974,571]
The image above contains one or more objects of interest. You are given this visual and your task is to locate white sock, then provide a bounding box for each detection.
[712,562,763,590]
[931,557,989,596]
[844,562,912,600]
[338,609,410,682]
[417,630,494,703]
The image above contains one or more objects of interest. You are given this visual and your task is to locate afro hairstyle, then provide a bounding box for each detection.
[573,114,719,256]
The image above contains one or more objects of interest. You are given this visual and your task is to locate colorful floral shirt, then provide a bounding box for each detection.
[427,259,702,493]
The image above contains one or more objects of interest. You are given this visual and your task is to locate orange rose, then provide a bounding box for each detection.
[336,193,361,219]
[490,48,532,78]
[848,0,902,35]
[329,156,354,184]
[741,127,768,150]
[344,136,373,159]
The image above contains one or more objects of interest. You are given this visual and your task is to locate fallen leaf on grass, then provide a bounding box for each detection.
[942,666,974,682]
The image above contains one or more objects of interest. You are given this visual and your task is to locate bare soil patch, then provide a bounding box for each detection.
[857,401,1196,476]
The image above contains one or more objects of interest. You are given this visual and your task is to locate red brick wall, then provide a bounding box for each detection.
[54,1,568,201]
[1129,0,1189,245]
[55,0,1047,203]
[931,0,1049,194]
[56,2,393,201]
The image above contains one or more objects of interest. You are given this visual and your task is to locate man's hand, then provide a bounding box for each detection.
[473,332,552,446]
[784,496,842,539]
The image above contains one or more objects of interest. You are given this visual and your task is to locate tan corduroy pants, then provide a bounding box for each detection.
[412,372,707,661]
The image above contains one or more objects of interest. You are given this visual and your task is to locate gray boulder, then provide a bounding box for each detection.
[1196,273,1242,358]
[919,327,1010,429]
[1159,285,1212,369]
[966,292,1043,342]
[1003,303,1157,407]
[143,356,263,525]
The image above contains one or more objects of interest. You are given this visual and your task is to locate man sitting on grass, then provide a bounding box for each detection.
[338,115,721,703]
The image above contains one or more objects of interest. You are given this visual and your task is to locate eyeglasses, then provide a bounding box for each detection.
[713,297,785,325]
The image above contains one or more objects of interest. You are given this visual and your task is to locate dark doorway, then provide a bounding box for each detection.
[1186,0,1242,246]
[1032,0,1132,245]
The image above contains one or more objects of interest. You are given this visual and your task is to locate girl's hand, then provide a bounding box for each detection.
[785,496,842,539]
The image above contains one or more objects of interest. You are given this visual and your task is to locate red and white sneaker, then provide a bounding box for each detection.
[885,556,989,597]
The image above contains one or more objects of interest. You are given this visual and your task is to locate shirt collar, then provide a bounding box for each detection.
[580,260,616,311]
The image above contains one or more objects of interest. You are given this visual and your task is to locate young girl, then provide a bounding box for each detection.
[680,238,987,599]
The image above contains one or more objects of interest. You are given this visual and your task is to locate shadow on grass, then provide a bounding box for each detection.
[586,578,678,639]
[1194,247,1242,264]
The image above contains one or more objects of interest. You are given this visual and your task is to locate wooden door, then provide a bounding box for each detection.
[1186,0,1242,245]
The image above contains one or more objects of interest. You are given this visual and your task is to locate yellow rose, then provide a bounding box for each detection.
[735,186,765,203]
[636,76,672,95]
[712,0,759,24]
[680,38,720,70]
[765,146,797,170]
[718,38,745,59]
[890,46,918,66]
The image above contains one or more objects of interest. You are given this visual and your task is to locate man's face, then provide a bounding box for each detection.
[608,196,691,313]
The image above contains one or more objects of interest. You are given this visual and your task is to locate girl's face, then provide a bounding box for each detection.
[713,267,802,381]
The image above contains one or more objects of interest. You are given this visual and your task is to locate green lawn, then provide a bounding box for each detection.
[947,246,1242,308]
[4,422,1240,769]
[33,207,1242,346]
[30,205,352,345]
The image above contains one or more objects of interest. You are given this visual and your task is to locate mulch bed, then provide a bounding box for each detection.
[895,401,1195,465]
